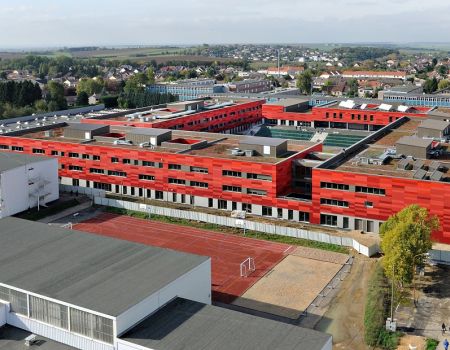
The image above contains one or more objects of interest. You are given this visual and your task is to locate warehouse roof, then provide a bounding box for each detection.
[418,119,450,131]
[121,298,331,350]
[396,136,433,148]
[0,152,52,172]
[0,217,208,317]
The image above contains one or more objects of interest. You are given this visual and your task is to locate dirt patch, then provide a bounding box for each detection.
[397,335,426,350]
[315,255,377,350]
[292,246,350,265]
[232,255,343,319]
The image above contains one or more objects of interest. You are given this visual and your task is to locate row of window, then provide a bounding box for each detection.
[222,170,272,181]
[320,182,386,196]
[320,198,349,207]
[0,286,113,344]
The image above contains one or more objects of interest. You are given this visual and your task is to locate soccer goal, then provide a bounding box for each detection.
[61,222,73,229]
[240,257,256,278]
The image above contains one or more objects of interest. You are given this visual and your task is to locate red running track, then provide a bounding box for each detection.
[74,213,292,303]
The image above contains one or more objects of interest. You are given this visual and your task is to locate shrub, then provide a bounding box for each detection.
[426,338,439,350]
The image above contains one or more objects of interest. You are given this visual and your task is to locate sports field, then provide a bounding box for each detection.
[74,212,293,303]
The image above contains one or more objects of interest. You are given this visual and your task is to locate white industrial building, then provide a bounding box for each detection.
[0,152,59,218]
[0,218,332,350]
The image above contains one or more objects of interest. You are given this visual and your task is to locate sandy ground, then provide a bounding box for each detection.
[315,255,377,350]
[232,255,343,319]
[397,335,426,350]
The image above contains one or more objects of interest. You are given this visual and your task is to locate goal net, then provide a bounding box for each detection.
[240,257,256,278]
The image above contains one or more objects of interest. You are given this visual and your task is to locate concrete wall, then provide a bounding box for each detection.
[115,259,211,336]
[7,313,113,350]
[0,157,59,218]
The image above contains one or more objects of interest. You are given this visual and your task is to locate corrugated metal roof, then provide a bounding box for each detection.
[413,169,427,179]
[0,217,208,316]
[396,136,433,148]
[121,298,331,350]
[418,119,450,131]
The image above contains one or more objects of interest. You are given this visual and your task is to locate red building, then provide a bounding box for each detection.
[1,99,450,244]
[263,99,432,131]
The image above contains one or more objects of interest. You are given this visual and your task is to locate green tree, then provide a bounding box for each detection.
[438,79,450,91]
[46,81,67,110]
[347,79,359,97]
[77,78,104,95]
[380,205,439,285]
[296,69,313,94]
[76,91,89,106]
[124,72,148,94]
[437,65,449,76]
[146,68,155,84]
[34,99,48,112]
[423,78,438,94]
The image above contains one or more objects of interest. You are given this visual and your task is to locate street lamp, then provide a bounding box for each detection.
[412,252,430,306]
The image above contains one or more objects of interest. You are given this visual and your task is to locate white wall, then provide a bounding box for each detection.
[7,313,113,350]
[115,259,211,336]
[116,339,153,350]
[0,302,7,327]
[0,158,58,218]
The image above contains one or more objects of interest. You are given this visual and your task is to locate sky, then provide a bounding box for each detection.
[1,0,450,48]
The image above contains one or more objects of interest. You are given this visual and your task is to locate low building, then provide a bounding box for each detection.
[396,136,433,159]
[0,153,59,218]
[417,119,450,139]
[227,79,272,93]
[0,217,332,350]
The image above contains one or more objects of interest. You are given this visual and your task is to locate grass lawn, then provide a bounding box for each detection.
[105,206,350,254]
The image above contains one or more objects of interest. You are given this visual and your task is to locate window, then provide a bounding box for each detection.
[365,201,374,208]
[51,150,58,156]
[72,179,79,186]
[69,165,83,171]
[93,155,100,161]
[288,210,293,220]
[155,191,163,200]
[70,308,113,344]
[142,161,156,167]
[168,164,182,170]
[355,186,385,195]
[321,214,337,226]
[108,170,127,177]
[320,182,350,191]
[0,287,27,315]
[82,154,89,159]
[0,145,9,149]
[122,158,131,164]
[32,148,45,154]
[262,206,272,216]
[111,157,119,163]
[208,198,214,208]
[242,203,252,213]
[320,198,349,207]
[190,166,208,174]
[367,220,374,232]
[12,146,23,152]
[89,168,104,174]
[168,178,185,185]
[277,208,283,218]
[247,188,267,196]
[69,152,79,158]
[343,217,349,229]
[299,211,310,222]
[139,174,155,181]
[93,182,111,191]
[222,170,242,177]
[223,185,242,192]
[30,296,68,330]
[247,173,272,181]
[190,181,208,188]
[218,199,228,209]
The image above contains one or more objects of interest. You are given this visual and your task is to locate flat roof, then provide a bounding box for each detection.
[240,136,287,147]
[66,123,109,131]
[0,152,52,172]
[267,97,310,107]
[120,127,172,137]
[396,136,433,148]
[0,217,208,316]
[0,325,76,350]
[418,119,450,131]
[121,298,331,350]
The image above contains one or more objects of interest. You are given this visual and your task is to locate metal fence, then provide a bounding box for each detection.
[90,195,379,257]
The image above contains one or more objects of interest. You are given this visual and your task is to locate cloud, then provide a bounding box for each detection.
[0,0,449,47]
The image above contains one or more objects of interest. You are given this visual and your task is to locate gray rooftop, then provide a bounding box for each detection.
[123,128,172,137]
[267,97,310,107]
[66,123,109,131]
[0,325,76,350]
[396,136,433,148]
[0,152,52,173]
[413,169,427,179]
[0,217,208,316]
[240,136,287,147]
[418,119,450,131]
[121,298,331,350]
